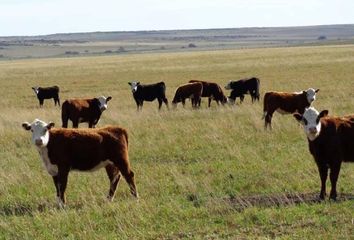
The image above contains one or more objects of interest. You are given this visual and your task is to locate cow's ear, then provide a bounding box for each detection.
[302,91,306,94]
[293,113,303,122]
[128,82,131,86]
[315,89,320,93]
[22,122,31,131]
[46,122,55,130]
[137,82,140,85]
[106,96,112,102]
[318,110,328,119]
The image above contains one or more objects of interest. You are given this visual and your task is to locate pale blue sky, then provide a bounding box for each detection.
[1,0,353,36]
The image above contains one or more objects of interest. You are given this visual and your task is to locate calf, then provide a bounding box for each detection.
[293,107,354,200]
[189,80,227,107]
[262,88,319,129]
[172,82,203,108]
[128,81,168,110]
[225,77,260,104]
[32,86,60,107]
[61,96,112,128]
[22,119,138,207]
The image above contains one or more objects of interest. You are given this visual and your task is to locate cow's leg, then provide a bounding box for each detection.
[318,164,328,200]
[88,121,93,128]
[208,98,212,108]
[265,114,272,129]
[55,97,60,106]
[182,99,186,107]
[105,164,121,201]
[53,170,69,208]
[158,98,163,110]
[138,101,143,111]
[113,158,138,198]
[329,163,341,200]
[240,95,245,103]
[163,97,169,109]
[39,99,44,107]
[72,119,79,128]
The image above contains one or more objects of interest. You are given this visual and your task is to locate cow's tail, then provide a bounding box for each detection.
[255,78,260,101]
[123,129,129,149]
[61,101,69,127]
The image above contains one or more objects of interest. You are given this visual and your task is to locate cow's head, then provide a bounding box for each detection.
[32,87,39,95]
[293,107,328,141]
[128,81,140,93]
[22,119,55,147]
[97,96,112,112]
[303,88,319,104]
[225,81,233,90]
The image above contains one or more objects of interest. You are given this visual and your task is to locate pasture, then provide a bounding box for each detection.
[0,45,353,239]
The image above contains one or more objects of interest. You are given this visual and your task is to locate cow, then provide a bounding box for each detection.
[32,86,60,107]
[293,107,354,200]
[128,81,168,110]
[225,77,260,104]
[189,80,227,107]
[172,82,203,108]
[61,96,112,128]
[262,88,319,129]
[22,119,138,207]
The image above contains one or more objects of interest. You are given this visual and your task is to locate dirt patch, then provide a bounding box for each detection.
[226,192,354,211]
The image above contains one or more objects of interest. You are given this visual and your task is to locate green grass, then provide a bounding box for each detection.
[0,45,353,239]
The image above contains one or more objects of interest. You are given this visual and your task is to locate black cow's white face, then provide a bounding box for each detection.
[294,107,328,141]
[304,88,319,104]
[97,96,112,112]
[128,81,140,93]
[225,81,232,90]
[32,87,39,95]
[22,119,55,147]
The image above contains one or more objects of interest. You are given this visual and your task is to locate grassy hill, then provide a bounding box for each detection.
[0,24,353,59]
[0,44,353,239]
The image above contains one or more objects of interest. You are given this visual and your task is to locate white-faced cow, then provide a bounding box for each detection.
[128,81,168,110]
[61,96,112,128]
[172,82,203,108]
[293,107,354,200]
[225,77,260,104]
[189,80,228,107]
[22,119,138,207]
[262,88,319,129]
[32,86,60,107]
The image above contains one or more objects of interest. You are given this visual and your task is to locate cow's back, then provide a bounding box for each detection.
[135,82,166,101]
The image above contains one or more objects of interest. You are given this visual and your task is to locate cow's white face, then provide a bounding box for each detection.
[225,81,232,90]
[22,119,55,147]
[32,87,39,95]
[128,81,140,93]
[305,88,319,104]
[97,96,112,111]
[293,107,328,141]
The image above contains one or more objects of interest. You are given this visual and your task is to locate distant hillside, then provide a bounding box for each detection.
[0,24,353,59]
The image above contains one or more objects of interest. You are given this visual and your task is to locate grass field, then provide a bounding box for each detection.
[0,45,353,239]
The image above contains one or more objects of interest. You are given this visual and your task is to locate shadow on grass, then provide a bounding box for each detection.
[0,201,84,216]
[226,192,354,212]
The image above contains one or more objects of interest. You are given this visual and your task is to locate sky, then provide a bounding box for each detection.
[1,0,354,36]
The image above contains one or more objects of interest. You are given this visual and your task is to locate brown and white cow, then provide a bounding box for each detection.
[189,80,227,107]
[22,119,138,207]
[61,96,112,128]
[293,107,354,200]
[172,82,203,108]
[262,88,319,129]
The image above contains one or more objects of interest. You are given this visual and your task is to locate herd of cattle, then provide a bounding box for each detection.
[23,78,353,207]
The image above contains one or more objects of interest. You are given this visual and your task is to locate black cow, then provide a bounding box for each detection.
[128,81,168,110]
[225,77,260,104]
[32,86,60,107]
